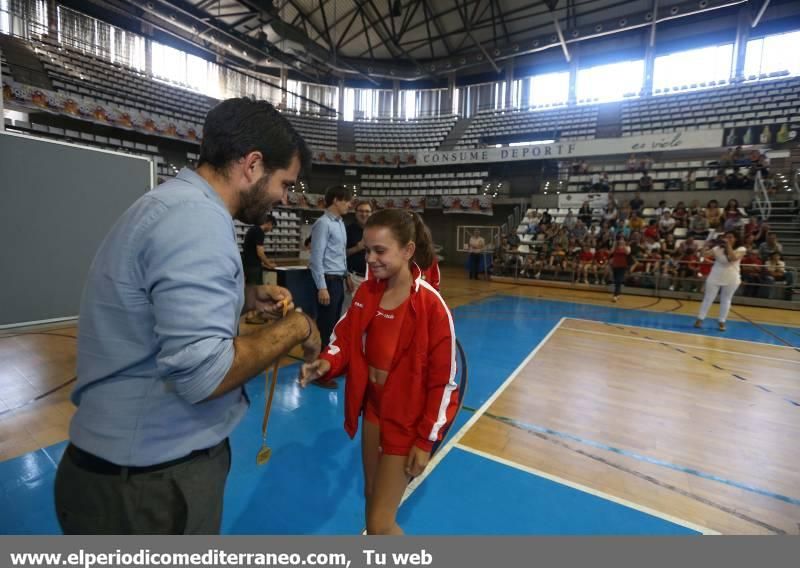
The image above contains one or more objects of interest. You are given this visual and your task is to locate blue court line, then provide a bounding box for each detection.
[479,411,800,508]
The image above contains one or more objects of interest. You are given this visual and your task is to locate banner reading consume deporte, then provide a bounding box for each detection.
[415,129,724,165]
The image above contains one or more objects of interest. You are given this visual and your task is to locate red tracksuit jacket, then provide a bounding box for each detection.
[319,265,458,452]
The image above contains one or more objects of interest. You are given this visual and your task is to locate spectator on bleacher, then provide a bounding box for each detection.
[577,201,593,226]
[758,232,783,261]
[640,155,654,172]
[609,236,632,302]
[684,169,697,191]
[712,169,727,190]
[591,171,602,191]
[705,200,723,229]
[571,220,588,241]
[593,244,610,285]
[589,222,602,239]
[672,202,689,228]
[600,172,610,192]
[661,233,677,255]
[603,203,619,227]
[688,200,701,215]
[731,146,745,164]
[689,211,710,239]
[618,204,632,225]
[577,244,595,285]
[763,252,793,300]
[723,199,743,232]
[563,209,577,229]
[629,191,644,214]
[720,148,734,168]
[629,212,646,233]
[467,229,486,280]
[578,160,589,174]
[674,246,701,293]
[740,245,765,298]
[549,243,568,279]
[661,252,680,289]
[638,171,653,192]
[540,210,554,228]
[681,236,699,256]
[658,211,676,237]
[627,154,638,172]
[643,219,659,241]
[655,200,669,217]
[695,232,746,331]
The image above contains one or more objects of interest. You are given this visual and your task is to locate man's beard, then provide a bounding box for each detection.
[236,172,274,225]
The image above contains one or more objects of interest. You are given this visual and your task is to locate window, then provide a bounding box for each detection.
[528,72,569,107]
[653,44,733,92]
[576,59,644,103]
[0,0,9,35]
[744,30,800,78]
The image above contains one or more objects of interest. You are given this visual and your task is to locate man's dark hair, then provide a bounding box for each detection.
[324,185,352,207]
[263,214,277,226]
[198,98,311,175]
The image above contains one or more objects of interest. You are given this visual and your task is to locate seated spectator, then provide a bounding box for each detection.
[591,171,602,190]
[577,201,593,226]
[577,245,596,284]
[712,169,727,190]
[638,171,654,192]
[589,222,602,238]
[705,200,723,229]
[681,236,699,256]
[672,202,689,228]
[539,210,553,230]
[661,251,681,288]
[731,145,745,163]
[661,233,677,255]
[674,248,701,292]
[603,203,619,227]
[579,160,589,174]
[627,153,638,171]
[643,248,662,275]
[740,245,765,297]
[643,218,660,241]
[758,232,783,261]
[688,200,701,215]
[618,204,631,226]
[563,209,577,229]
[655,200,669,217]
[571,220,588,241]
[763,252,794,300]
[629,191,644,214]
[548,243,568,278]
[689,211,709,239]
[629,212,646,233]
[628,232,643,260]
[684,168,697,191]
[600,172,610,192]
[640,155,654,171]
[658,211,676,237]
[593,245,610,285]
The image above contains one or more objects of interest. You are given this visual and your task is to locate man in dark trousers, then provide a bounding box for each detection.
[54,99,321,534]
[309,185,351,388]
[243,213,277,324]
[342,201,372,312]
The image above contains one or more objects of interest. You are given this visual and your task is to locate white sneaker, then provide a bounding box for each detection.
[612,296,618,303]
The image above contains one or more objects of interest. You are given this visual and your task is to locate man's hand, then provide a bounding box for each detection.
[318,288,330,306]
[255,285,294,319]
[299,359,331,387]
[345,276,354,293]
[405,446,431,478]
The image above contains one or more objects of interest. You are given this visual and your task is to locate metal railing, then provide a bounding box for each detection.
[753,170,772,221]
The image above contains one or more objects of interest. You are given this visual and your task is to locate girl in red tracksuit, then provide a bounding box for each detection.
[300,209,457,535]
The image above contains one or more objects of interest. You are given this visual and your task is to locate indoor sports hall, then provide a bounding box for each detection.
[1,0,798,535]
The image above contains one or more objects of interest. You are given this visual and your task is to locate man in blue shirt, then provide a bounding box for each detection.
[308,186,351,388]
[54,98,320,534]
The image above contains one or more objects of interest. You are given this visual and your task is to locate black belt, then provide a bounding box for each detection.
[324,273,346,281]
[66,439,228,476]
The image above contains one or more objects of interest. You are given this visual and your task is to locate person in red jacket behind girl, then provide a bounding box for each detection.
[299,210,457,535]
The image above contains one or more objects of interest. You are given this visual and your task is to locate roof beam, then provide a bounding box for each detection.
[550,8,570,62]
[752,0,771,27]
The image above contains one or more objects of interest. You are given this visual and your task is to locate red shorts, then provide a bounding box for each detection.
[363,381,413,456]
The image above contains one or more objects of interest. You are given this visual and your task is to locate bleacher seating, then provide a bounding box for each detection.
[562,160,713,193]
[456,105,599,149]
[353,115,456,152]
[359,170,489,197]
[621,76,800,136]
[283,111,338,152]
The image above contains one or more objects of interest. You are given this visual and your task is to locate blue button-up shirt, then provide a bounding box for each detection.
[309,211,347,290]
[70,168,248,466]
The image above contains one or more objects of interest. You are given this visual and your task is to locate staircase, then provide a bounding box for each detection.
[0,35,51,90]
[438,117,473,150]
[337,121,355,153]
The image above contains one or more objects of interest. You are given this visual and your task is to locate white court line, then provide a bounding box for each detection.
[402,317,567,503]
[565,316,800,350]
[455,444,719,535]
[559,324,800,366]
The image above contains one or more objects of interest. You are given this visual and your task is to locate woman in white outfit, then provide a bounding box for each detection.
[694,231,746,331]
